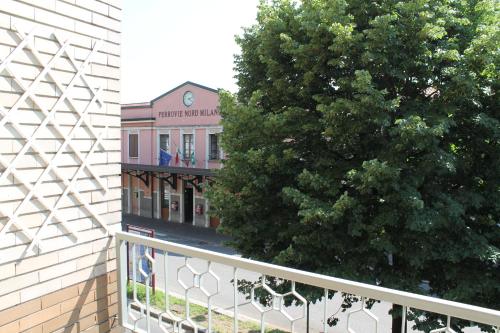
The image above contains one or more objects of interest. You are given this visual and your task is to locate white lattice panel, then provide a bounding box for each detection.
[0,26,111,259]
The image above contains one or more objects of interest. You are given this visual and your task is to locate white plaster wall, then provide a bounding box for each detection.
[0,0,121,311]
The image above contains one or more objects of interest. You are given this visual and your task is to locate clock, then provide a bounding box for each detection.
[183,91,194,107]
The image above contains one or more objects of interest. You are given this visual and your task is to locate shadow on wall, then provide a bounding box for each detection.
[59,237,119,333]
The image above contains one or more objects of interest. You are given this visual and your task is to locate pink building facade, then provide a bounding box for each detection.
[121,82,222,227]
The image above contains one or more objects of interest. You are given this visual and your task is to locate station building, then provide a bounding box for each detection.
[121,81,222,228]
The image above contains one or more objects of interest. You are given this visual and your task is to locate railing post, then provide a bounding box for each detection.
[401,306,407,333]
[233,267,238,333]
[132,244,137,302]
[145,267,151,333]
[207,261,213,333]
[164,251,169,311]
[260,275,266,333]
[323,288,328,333]
[116,236,128,328]
[306,300,310,333]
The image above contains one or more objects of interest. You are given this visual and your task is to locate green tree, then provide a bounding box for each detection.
[208,0,499,332]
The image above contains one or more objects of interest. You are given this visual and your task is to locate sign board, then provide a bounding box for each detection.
[126,224,156,293]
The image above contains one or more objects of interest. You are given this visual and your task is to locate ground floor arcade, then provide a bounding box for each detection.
[121,163,220,228]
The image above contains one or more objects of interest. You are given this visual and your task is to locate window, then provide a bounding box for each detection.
[129,133,138,158]
[159,134,169,152]
[183,134,193,158]
[209,133,219,160]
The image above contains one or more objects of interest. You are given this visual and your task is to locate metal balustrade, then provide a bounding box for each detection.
[116,231,500,333]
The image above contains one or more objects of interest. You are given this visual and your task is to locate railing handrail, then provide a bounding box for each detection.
[115,231,500,327]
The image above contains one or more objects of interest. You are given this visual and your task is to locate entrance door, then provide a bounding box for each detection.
[161,181,169,221]
[183,187,193,223]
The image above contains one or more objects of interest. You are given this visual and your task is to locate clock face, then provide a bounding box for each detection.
[183,91,194,107]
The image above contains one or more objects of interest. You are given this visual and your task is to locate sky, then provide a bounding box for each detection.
[121,0,260,104]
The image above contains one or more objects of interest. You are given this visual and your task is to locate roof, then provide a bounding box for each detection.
[151,81,219,103]
[122,163,217,177]
[121,102,151,108]
[121,81,219,109]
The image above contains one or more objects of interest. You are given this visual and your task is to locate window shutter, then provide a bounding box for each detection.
[129,134,138,158]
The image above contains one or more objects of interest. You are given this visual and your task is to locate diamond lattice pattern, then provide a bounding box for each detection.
[0,27,110,257]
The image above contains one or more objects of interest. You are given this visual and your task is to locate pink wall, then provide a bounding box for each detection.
[170,128,180,157]
[152,83,220,127]
[121,130,127,162]
[140,129,155,165]
[207,160,221,169]
[195,128,206,167]
[122,106,152,119]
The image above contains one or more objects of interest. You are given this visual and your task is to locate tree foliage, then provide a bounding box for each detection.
[208,0,499,330]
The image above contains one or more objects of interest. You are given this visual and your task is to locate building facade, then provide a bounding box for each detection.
[0,1,121,333]
[121,81,222,228]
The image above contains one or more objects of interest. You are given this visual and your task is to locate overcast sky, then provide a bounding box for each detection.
[121,0,260,104]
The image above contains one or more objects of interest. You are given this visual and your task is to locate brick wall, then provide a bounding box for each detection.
[0,272,118,333]
[0,1,121,332]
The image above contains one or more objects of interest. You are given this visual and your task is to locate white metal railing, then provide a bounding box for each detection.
[115,231,500,333]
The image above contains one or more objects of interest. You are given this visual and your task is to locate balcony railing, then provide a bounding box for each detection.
[115,231,500,333]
